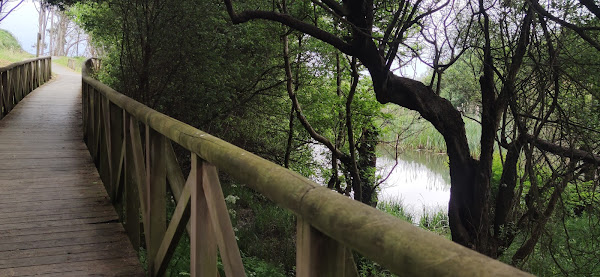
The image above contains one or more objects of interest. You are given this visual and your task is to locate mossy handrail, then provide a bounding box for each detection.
[81,58,531,276]
[0,56,51,118]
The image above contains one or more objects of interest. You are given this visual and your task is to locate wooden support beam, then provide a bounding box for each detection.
[296,217,358,277]
[201,162,246,277]
[128,117,149,247]
[109,102,124,202]
[153,174,192,276]
[124,112,141,251]
[190,154,217,277]
[146,127,167,274]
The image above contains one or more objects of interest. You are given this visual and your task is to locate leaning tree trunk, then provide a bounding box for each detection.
[353,38,488,251]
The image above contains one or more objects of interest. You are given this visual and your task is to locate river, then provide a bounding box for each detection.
[311,144,451,223]
[377,148,451,223]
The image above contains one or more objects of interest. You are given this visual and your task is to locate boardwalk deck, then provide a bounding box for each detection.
[0,64,144,276]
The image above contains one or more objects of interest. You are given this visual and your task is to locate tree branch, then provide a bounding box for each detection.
[224,0,353,55]
[528,0,600,52]
[579,0,600,20]
[282,32,351,164]
[525,134,600,164]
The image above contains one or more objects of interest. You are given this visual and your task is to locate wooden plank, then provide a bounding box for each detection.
[146,127,167,274]
[124,111,141,251]
[101,94,114,194]
[190,154,217,277]
[129,116,150,245]
[0,64,143,275]
[110,102,124,201]
[0,257,143,277]
[0,208,115,225]
[153,174,192,276]
[166,140,186,202]
[201,161,246,277]
[296,217,358,277]
[0,224,126,249]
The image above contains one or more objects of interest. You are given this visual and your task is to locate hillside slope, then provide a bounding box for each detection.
[0,29,33,66]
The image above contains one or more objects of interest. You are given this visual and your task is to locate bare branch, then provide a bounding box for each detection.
[224,0,353,55]
[525,134,600,164]
[579,0,600,20]
[282,32,351,163]
[0,0,24,22]
[528,0,600,52]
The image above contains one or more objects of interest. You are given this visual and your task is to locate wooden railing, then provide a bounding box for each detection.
[81,58,531,277]
[67,58,85,71]
[0,57,51,119]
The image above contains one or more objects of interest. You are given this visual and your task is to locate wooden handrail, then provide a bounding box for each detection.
[81,58,532,277]
[0,57,51,119]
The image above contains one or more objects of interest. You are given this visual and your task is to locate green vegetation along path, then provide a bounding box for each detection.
[0,63,144,276]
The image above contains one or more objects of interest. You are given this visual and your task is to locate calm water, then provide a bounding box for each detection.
[377,148,450,222]
[311,144,451,222]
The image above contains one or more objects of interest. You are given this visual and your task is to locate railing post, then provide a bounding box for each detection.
[190,154,217,277]
[0,71,5,118]
[110,102,124,201]
[8,68,13,112]
[124,112,141,251]
[146,127,167,274]
[82,83,89,140]
[296,218,359,277]
[98,95,112,190]
[200,160,246,276]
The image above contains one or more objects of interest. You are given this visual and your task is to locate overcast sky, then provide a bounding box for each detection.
[0,0,38,54]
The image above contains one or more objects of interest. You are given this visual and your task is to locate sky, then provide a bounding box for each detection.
[0,1,428,76]
[0,0,39,54]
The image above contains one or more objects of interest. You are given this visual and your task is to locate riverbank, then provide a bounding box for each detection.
[379,105,482,156]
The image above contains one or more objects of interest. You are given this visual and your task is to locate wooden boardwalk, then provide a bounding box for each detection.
[0,64,144,276]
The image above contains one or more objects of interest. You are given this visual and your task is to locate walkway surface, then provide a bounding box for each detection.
[0,64,144,276]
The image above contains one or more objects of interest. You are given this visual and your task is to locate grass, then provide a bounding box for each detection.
[154,177,452,277]
[379,104,482,156]
[0,29,33,66]
[53,56,87,72]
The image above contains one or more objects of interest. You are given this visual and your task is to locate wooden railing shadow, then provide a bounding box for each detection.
[0,57,51,119]
[81,58,531,277]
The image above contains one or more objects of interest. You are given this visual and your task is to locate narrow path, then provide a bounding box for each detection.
[0,64,144,276]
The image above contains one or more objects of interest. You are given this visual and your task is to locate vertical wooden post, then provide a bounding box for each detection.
[7,68,14,112]
[87,87,96,157]
[128,117,149,243]
[110,102,124,202]
[100,95,113,192]
[124,112,141,252]
[201,162,246,276]
[82,82,89,140]
[296,218,358,277]
[0,71,5,118]
[190,154,217,277]
[146,127,166,274]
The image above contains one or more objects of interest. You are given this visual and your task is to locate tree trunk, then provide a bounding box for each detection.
[357,126,378,206]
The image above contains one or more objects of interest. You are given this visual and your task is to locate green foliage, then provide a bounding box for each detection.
[500,211,600,276]
[52,56,86,71]
[0,29,32,66]
[224,183,295,275]
[422,53,483,114]
[355,255,396,277]
[419,210,450,238]
[242,254,287,277]
[70,0,301,166]
[0,29,21,50]
[379,106,481,156]
[377,199,414,223]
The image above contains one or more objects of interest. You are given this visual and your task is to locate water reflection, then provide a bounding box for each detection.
[377,147,451,222]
